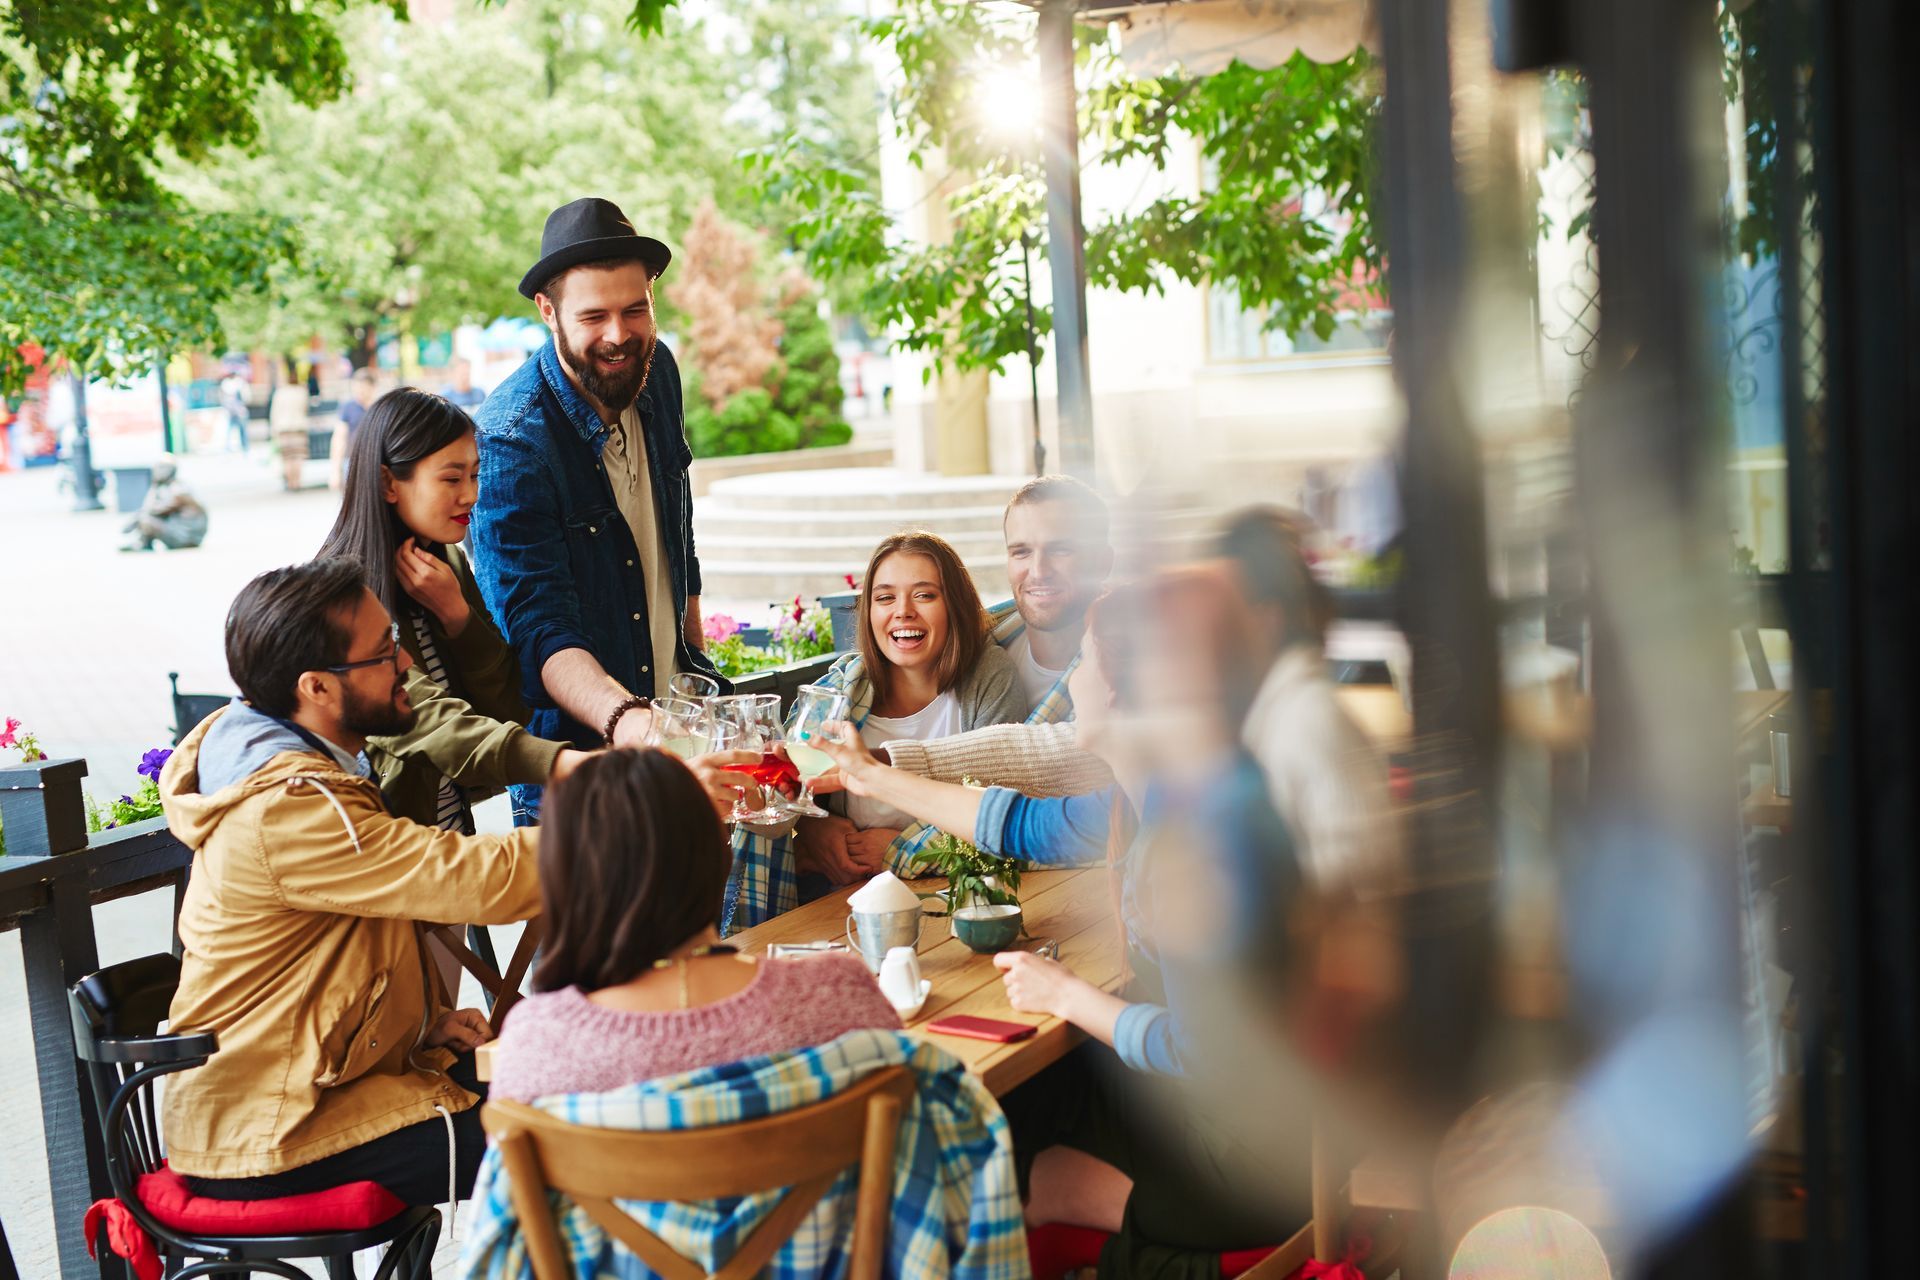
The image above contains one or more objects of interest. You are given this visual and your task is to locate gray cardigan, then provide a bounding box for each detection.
[821,643,1026,821]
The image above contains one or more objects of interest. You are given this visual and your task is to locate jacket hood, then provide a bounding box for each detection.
[160,703,376,850]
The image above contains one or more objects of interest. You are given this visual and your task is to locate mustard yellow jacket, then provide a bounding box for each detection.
[158,708,540,1178]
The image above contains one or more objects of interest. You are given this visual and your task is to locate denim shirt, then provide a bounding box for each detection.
[468,337,719,751]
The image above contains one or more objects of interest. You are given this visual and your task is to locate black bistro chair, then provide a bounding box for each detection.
[168,673,231,746]
[70,953,440,1279]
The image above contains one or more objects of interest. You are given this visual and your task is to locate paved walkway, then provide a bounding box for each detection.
[0,453,506,1278]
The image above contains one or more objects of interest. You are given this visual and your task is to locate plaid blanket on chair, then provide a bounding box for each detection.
[460,1029,1030,1280]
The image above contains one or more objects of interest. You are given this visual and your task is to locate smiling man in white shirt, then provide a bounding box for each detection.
[994,474,1113,717]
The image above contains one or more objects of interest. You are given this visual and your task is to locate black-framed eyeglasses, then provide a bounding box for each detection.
[325,622,402,675]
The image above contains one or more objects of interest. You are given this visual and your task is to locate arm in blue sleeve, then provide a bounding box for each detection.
[1112,1002,1186,1075]
[973,785,1119,866]
[469,428,594,708]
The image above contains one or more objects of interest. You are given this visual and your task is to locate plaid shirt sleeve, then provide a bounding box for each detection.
[723,824,799,935]
[884,650,1081,876]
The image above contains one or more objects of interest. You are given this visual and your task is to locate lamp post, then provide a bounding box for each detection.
[67,367,103,512]
[1019,231,1046,476]
[157,359,177,455]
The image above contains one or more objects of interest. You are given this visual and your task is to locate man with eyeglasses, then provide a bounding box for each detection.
[152,558,540,1208]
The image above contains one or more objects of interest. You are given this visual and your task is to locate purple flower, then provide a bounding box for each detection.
[137,747,172,782]
[119,794,134,806]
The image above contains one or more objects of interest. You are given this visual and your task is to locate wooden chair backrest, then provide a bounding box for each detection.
[482,1065,916,1280]
[427,918,543,1036]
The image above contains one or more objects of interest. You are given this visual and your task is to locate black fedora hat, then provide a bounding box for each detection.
[518,197,672,300]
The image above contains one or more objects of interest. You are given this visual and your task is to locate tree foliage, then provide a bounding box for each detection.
[745,0,1381,376]
[675,202,851,460]
[673,199,783,409]
[164,0,752,363]
[0,0,395,392]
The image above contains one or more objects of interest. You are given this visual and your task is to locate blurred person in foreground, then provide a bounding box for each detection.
[817,573,1321,1270]
[120,459,208,552]
[156,559,540,1205]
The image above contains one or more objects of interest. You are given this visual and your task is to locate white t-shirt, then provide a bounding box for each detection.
[848,691,964,830]
[1004,631,1069,712]
[603,406,678,697]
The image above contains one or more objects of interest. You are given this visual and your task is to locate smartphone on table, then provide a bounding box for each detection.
[924,1014,1037,1043]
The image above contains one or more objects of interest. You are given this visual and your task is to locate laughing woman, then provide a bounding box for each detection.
[793,530,1026,886]
[318,388,588,834]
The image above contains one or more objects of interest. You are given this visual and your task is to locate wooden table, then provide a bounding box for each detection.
[478,867,1124,1098]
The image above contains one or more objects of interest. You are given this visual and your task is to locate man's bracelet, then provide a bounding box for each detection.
[602,694,650,747]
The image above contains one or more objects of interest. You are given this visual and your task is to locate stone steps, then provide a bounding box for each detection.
[702,467,1024,512]
[692,466,1019,612]
[699,557,1010,612]
[693,502,1007,539]
[695,529,1006,565]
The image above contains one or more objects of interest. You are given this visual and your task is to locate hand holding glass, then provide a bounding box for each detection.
[712,693,785,823]
[783,684,852,818]
[647,697,713,760]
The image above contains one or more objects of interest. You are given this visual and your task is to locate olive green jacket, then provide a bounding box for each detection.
[368,543,565,827]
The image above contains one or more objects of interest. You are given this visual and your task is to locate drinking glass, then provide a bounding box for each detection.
[670,671,721,702]
[711,693,785,823]
[647,697,713,760]
[783,684,852,818]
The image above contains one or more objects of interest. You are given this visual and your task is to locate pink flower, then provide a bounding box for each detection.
[0,717,18,749]
[703,612,742,643]
[791,595,805,625]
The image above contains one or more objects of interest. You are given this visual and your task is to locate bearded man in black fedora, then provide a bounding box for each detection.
[468,197,729,823]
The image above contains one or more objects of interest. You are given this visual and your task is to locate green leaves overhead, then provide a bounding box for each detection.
[0,0,399,394]
[748,0,1382,375]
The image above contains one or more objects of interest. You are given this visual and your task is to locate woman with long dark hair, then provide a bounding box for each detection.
[489,749,899,1101]
[318,387,583,832]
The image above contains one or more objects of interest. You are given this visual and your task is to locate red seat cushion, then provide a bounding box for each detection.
[1027,1223,1284,1280]
[135,1164,406,1236]
[1027,1223,1110,1280]
[1220,1243,1280,1277]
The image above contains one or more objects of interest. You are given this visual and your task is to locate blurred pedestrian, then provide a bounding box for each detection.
[330,368,379,491]
[219,371,251,453]
[442,358,486,416]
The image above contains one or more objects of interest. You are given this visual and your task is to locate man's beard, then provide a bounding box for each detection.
[342,678,416,738]
[556,322,656,412]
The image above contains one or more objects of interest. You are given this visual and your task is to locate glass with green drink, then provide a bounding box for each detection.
[782,683,851,818]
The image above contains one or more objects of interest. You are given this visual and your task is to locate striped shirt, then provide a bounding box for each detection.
[408,610,475,835]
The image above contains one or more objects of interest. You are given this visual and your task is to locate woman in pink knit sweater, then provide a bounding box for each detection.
[491,749,899,1103]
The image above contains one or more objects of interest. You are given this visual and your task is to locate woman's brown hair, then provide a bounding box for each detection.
[854,530,989,709]
[530,749,730,993]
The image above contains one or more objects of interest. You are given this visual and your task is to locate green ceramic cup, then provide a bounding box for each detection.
[951,903,1024,954]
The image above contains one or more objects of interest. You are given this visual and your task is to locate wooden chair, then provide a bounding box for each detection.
[482,1065,916,1280]
[426,917,543,1036]
[1238,1124,1400,1280]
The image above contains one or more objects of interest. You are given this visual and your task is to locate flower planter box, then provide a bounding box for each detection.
[0,757,90,859]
